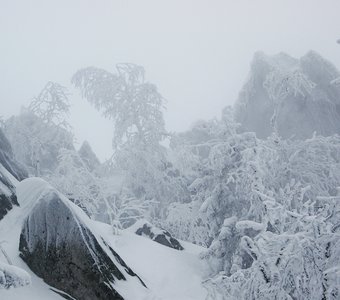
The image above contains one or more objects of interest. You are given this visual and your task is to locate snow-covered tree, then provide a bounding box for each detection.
[203,191,340,300]
[72,64,165,149]
[48,148,152,233]
[4,82,73,175]
[29,81,71,130]
[4,108,74,174]
[161,105,340,298]
[72,64,190,217]
[263,68,315,133]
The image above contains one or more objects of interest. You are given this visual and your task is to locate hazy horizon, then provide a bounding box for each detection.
[1,0,340,160]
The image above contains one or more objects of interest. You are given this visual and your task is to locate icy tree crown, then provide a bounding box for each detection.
[29,81,70,129]
[72,63,166,150]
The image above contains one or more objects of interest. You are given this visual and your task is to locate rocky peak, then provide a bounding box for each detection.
[78,140,101,171]
[234,51,340,139]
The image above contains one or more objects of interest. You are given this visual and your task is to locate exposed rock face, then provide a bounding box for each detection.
[134,221,184,250]
[234,51,340,139]
[19,182,146,300]
[0,175,18,221]
[0,129,27,181]
[78,140,101,172]
[0,129,27,220]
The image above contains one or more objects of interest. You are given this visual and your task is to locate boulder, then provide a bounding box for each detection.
[19,179,146,300]
[133,220,184,250]
[0,129,28,220]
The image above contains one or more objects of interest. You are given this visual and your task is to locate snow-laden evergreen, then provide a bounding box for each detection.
[165,111,340,299]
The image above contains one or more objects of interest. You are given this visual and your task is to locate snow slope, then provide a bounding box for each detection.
[0,177,208,300]
[96,222,208,300]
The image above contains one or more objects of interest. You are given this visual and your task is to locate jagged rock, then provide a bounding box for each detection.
[0,176,18,221]
[0,129,27,220]
[0,129,27,181]
[78,140,100,171]
[19,179,146,300]
[234,51,340,139]
[133,220,184,250]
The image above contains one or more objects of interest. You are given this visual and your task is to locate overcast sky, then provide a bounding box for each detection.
[1,0,340,160]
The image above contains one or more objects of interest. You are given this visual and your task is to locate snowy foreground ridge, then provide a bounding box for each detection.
[0,178,207,300]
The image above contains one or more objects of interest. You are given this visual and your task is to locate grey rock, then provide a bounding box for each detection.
[135,221,184,250]
[19,190,146,300]
[78,140,101,172]
[0,128,28,181]
[234,51,340,139]
[0,128,27,220]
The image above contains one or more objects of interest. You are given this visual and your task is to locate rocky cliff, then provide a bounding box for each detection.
[234,51,340,139]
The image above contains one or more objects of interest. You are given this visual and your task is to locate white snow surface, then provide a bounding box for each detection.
[0,177,208,300]
[97,221,207,300]
[0,261,31,289]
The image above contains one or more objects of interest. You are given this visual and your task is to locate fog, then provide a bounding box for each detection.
[1,0,339,160]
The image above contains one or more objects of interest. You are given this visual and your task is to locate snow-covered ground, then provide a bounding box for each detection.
[0,177,208,300]
[98,222,208,300]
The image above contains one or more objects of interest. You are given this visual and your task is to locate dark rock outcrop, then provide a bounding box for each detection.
[134,221,184,250]
[234,51,340,139]
[19,187,146,300]
[0,175,18,221]
[0,129,27,220]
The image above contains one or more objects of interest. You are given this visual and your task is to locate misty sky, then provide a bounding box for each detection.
[1,0,340,160]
